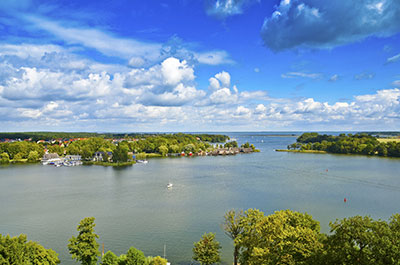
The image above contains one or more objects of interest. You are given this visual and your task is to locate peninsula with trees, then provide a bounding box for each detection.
[0,132,258,166]
[277,132,400,158]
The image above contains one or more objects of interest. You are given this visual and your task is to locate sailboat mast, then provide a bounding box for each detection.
[164,244,166,259]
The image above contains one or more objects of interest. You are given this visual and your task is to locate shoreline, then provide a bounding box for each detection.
[275,149,327,154]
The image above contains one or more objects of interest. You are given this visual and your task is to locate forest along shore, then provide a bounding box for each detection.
[0,132,259,167]
[277,132,400,158]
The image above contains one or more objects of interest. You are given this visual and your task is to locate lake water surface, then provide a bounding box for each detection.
[1,133,400,264]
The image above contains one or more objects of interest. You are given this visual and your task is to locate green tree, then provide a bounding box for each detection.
[118,254,127,265]
[222,210,243,265]
[27,150,39,162]
[193,233,221,265]
[149,256,167,265]
[183,144,195,153]
[241,142,250,148]
[0,152,10,164]
[0,234,60,264]
[13,152,24,161]
[113,144,129,163]
[237,209,323,265]
[101,251,119,265]
[158,145,168,156]
[126,247,146,265]
[68,217,100,265]
[48,145,65,156]
[169,144,180,154]
[324,215,400,264]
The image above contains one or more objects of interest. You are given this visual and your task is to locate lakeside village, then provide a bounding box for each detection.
[0,133,258,166]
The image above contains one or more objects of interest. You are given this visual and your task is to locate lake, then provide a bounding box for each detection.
[1,132,400,264]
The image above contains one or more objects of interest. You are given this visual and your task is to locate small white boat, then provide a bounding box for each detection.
[166,183,173,189]
[136,160,148,164]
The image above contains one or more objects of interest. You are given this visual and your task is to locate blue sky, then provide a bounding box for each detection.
[0,0,399,132]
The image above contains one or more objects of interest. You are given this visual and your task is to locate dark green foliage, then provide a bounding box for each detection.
[224,141,238,148]
[193,233,221,265]
[0,141,44,160]
[126,247,146,265]
[193,134,229,143]
[27,151,39,162]
[236,209,323,265]
[68,217,100,265]
[48,145,65,156]
[322,215,400,265]
[222,210,243,265]
[66,137,115,160]
[221,208,400,265]
[113,143,129,163]
[241,142,250,148]
[291,133,400,157]
[0,234,60,264]
[0,133,234,161]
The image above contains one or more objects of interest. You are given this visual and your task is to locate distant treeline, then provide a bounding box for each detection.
[288,132,400,157]
[0,132,229,143]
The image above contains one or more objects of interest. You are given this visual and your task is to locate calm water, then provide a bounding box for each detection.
[1,133,400,264]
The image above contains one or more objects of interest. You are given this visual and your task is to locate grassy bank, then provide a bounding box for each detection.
[377,138,400,143]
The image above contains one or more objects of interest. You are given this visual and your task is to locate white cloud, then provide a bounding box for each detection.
[161,57,195,86]
[234,105,251,117]
[205,0,258,18]
[21,15,233,66]
[215,71,231,87]
[255,104,266,113]
[0,43,63,59]
[386,53,400,64]
[209,87,237,104]
[329,74,339,82]
[128,57,146,68]
[25,15,163,61]
[208,77,220,90]
[1,42,400,130]
[281,71,322,79]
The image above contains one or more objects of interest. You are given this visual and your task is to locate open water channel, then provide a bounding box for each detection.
[1,132,400,264]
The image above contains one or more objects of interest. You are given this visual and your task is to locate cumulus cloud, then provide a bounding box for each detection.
[161,57,195,86]
[205,0,258,18]
[261,0,400,52]
[1,43,400,131]
[206,71,240,105]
